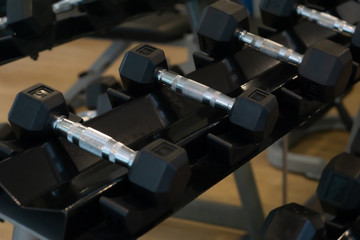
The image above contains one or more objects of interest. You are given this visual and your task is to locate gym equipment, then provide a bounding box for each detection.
[85,76,120,110]
[1,3,358,237]
[2,0,82,38]
[64,9,193,105]
[197,0,353,102]
[119,43,279,141]
[8,83,191,206]
[336,1,360,25]
[261,203,324,240]
[0,123,15,140]
[2,0,126,39]
[317,152,360,220]
[54,0,124,16]
[0,0,189,66]
[259,0,360,50]
[6,0,55,39]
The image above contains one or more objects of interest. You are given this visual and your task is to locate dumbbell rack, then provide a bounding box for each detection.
[0,0,186,67]
[0,5,359,238]
[0,17,359,239]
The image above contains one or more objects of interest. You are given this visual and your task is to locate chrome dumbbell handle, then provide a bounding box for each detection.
[296,4,356,36]
[53,116,137,167]
[52,0,83,14]
[156,69,235,112]
[235,29,304,66]
[0,17,6,30]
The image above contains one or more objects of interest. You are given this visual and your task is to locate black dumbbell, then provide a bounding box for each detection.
[119,43,279,142]
[8,83,191,206]
[3,0,117,38]
[261,203,324,240]
[197,0,353,102]
[317,152,360,221]
[6,0,55,39]
[336,1,360,25]
[259,0,360,50]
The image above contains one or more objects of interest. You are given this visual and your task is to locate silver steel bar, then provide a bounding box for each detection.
[156,69,235,112]
[53,116,137,167]
[52,0,83,14]
[0,17,6,30]
[236,30,304,66]
[296,4,356,36]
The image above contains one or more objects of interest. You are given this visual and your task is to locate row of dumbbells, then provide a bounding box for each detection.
[4,0,357,208]
[0,0,121,39]
[261,152,360,239]
[0,0,184,40]
[259,0,360,61]
[2,0,359,54]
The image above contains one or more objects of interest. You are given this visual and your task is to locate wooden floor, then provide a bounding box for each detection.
[0,38,358,239]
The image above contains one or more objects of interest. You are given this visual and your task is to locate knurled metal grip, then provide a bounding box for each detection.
[296,4,356,36]
[119,43,279,141]
[156,69,235,112]
[53,116,137,167]
[235,29,304,66]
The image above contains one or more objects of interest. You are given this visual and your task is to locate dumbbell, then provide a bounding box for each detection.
[119,43,279,142]
[197,0,353,102]
[5,0,55,38]
[3,0,80,36]
[2,0,119,38]
[2,0,78,38]
[8,83,191,206]
[259,0,360,50]
[317,152,360,221]
[261,203,324,239]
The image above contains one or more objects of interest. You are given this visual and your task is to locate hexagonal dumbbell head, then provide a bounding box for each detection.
[197,0,249,58]
[129,139,191,206]
[7,0,55,38]
[119,44,168,96]
[299,39,353,102]
[8,83,69,140]
[0,0,6,17]
[317,152,360,220]
[261,203,324,240]
[260,0,298,30]
[229,88,279,142]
